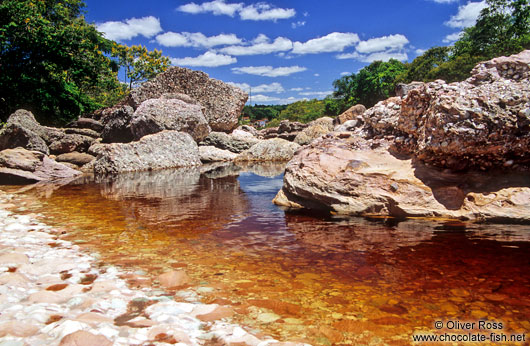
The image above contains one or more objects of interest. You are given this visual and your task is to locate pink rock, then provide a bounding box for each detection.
[0,252,29,265]
[196,305,234,322]
[0,272,30,287]
[59,330,112,346]
[28,290,70,304]
[157,270,192,289]
[91,280,118,293]
[0,321,39,337]
[74,312,113,325]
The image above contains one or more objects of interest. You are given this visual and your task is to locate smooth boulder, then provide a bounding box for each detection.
[0,123,49,155]
[200,131,260,154]
[274,135,530,222]
[93,131,201,175]
[199,146,238,162]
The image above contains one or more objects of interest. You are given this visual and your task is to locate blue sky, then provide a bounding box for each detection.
[84,0,487,105]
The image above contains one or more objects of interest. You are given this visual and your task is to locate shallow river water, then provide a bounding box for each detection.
[4,163,530,345]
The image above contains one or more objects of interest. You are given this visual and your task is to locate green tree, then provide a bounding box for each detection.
[278,99,326,123]
[330,59,406,109]
[0,0,122,123]
[396,46,451,83]
[111,44,170,90]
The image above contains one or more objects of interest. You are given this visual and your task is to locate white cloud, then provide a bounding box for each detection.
[415,48,427,55]
[251,95,305,104]
[156,32,242,48]
[228,82,284,93]
[340,71,351,76]
[443,31,463,43]
[171,51,237,67]
[239,3,296,21]
[445,1,487,28]
[292,32,360,55]
[337,51,408,62]
[429,0,458,3]
[178,0,295,21]
[356,34,409,54]
[220,36,293,55]
[97,16,162,41]
[314,73,320,77]
[232,65,307,77]
[178,0,243,16]
[299,91,332,98]
[290,87,304,91]
[291,21,306,29]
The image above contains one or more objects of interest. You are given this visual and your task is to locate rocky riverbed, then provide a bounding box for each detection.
[0,189,306,346]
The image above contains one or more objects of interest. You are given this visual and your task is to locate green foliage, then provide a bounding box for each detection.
[330,59,406,110]
[396,46,451,83]
[278,99,327,123]
[111,44,170,90]
[0,0,171,125]
[241,104,287,122]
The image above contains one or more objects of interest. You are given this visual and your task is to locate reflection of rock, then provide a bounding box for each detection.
[200,162,242,179]
[284,213,435,254]
[97,166,249,235]
[235,162,286,178]
[275,134,530,222]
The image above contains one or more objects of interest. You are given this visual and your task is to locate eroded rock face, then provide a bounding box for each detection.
[93,131,201,175]
[2,109,65,145]
[336,104,366,125]
[126,66,248,132]
[0,123,50,155]
[235,138,300,162]
[0,148,81,184]
[199,146,238,162]
[131,98,210,142]
[274,134,530,222]
[100,105,135,143]
[362,50,530,171]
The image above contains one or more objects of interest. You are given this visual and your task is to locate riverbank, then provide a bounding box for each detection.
[0,189,306,346]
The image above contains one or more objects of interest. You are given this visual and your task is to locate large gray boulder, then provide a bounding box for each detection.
[48,134,95,154]
[100,105,135,143]
[293,117,334,145]
[0,123,49,155]
[199,146,238,162]
[93,131,201,175]
[125,66,248,132]
[235,138,300,162]
[0,148,81,184]
[3,109,65,145]
[131,98,211,142]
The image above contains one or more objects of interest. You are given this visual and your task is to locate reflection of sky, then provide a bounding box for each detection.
[238,172,284,195]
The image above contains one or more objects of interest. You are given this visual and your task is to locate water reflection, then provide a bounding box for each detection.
[4,164,530,345]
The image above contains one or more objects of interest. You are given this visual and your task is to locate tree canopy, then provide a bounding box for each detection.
[0,0,170,124]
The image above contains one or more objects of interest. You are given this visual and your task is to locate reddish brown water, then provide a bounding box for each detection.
[3,163,530,345]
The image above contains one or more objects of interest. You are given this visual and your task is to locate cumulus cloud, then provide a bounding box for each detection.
[445,1,487,28]
[356,34,409,54]
[443,31,463,43]
[231,65,307,77]
[220,36,293,55]
[239,3,296,21]
[292,32,360,55]
[178,0,295,21]
[227,82,284,93]
[340,71,351,76]
[290,87,304,91]
[415,48,427,55]
[428,0,458,3]
[251,95,303,104]
[97,16,162,41]
[171,51,237,67]
[156,32,242,48]
[178,0,242,16]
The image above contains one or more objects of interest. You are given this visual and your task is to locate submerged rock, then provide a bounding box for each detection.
[93,131,200,175]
